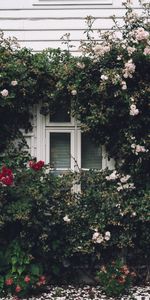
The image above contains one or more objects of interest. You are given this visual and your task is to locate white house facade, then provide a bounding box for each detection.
[0,0,143,171]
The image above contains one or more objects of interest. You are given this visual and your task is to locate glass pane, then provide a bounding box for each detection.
[50,107,70,122]
[50,133,70,168]
[81,133,102,169]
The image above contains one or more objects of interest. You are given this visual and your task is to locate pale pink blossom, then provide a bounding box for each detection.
[101,75,108,81]
[144,46,150,55]
[76,62,85,69]
[71,90,77,96]
[11,80,18,86]
[121,81,127,90]
[120,175,131,183]
[104,231,111,241]
[127,46,136,55]
[123,59,136,78]
[117,56,122,61]
[92,232,104,244]
[117,182,135,191]
[106,170,118,181]
[63,215,71,223]
[1,89,9,97]
[131,144,149,155]
[130,104,139,116]
[94,44,110,56]
[135,27,149,41]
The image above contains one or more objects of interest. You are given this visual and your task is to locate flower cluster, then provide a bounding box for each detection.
[106,170,119,181]
[123,59,136,78]
[94,44,111,56]
[5,274,46,295]
[106,171,135,192]
[29,160,44,171]
[97,260,136,297]
[92,230,111,244]
[134,27,149,42]
[0,166,13,186]
[131,144,149,155]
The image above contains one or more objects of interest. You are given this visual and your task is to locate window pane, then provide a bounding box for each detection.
[81,133,102,169]
[50,133,70,168]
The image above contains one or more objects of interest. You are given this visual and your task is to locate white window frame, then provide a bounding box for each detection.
[45,128,75,171]
[36,105,114,170]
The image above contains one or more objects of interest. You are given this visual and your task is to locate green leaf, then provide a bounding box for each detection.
[30,264,40,276]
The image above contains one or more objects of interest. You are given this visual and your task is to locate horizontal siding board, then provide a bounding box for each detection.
[0,8,143,18]
[38,0,112,3]
[18,40,83,51]
[0,18,125,30]
[0,0,141,8]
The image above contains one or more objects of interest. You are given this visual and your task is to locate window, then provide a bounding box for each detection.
[44,108,105,173]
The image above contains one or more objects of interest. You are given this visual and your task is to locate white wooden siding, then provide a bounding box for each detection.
[0,0,142,53]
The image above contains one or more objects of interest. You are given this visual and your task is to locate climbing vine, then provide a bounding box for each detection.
[0,0,150,186]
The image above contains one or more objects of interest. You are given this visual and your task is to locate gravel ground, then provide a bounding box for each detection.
[1,285,150,300]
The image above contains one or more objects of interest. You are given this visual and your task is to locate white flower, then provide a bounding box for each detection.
[130,104,139,116]
[117,184,123,191]
[1,89,9,97]
[71,89,77,96]
[106,170,118,181]
[40,176,44,182]
[132,212,137,217]
[11,80,18,86]
[101,75,108,81]
[76,62,85,69]
[104,231,111,241]
[92,232,100,240]
[121,81,127,90]
[117,182,135,191]
[92,232,104,244]
[63,215,71,223]
[120,175,131,183]
[96,235,104,244]
[117,56,122,61]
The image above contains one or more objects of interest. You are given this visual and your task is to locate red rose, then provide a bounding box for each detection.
[117,276,126,284]
[0,166,14,186]
[15,285,22,293]
[37,275,46,286]
[5,278,13,286]
[2,166,13,176]
[24,275,31,283]
[1,176,13,186]
[29,160,44,171]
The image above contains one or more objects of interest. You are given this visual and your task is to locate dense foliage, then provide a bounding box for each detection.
[0,146,149,297]
[0,0,150,297]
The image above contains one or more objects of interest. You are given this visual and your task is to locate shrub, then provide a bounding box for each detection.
[96,259,136,297]
[0,240,46,298]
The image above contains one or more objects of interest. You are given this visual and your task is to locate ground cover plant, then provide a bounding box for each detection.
[0,0,149,298]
